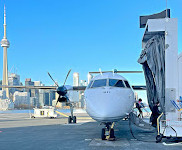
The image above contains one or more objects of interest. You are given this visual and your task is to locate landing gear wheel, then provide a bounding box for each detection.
[110,128,115,139]
[73,116,76,123]
[156,134,163,143]
[101,128,106,140]
[68,116,72,124]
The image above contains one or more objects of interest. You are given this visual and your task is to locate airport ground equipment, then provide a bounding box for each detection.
[138,9,182,142]
[31,106,57,118]
[129,112,153,130]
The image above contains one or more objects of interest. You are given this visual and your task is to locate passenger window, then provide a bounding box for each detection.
[91,79,107,88]
[124,81,131,88]
[109,79,125,88]
[87,80,93,89]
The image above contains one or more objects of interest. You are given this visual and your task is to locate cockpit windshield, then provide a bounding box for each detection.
[91,79,107,88]
[124,80,131,88]
[109,79,125,88]
[87,80,93,88]
[87,79,131,89]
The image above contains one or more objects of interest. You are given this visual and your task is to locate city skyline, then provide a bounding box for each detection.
[0,70,89,109]
[0,0,182,102]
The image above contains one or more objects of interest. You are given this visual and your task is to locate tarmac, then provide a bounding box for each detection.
[0,110,182,150]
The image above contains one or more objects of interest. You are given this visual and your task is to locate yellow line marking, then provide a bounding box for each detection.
[77,117,92,120]
[56,111,92,120]
[111,122,115,129]
[56,111,69,117]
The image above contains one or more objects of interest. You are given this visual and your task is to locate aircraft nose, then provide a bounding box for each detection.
[87,106,122,122]
[96,107,118,118]
[85,88,134,122]
[87,99,124,119]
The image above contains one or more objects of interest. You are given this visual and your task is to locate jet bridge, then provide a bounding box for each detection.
[138,9,182,141]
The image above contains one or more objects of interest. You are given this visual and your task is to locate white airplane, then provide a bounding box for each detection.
[0,69,145,140]
[85,72,135,140]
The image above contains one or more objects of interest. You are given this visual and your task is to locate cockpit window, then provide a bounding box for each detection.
[87,80,93,89]
[109,79,125,88]
[124,81,131,88]
[91,79,107,88]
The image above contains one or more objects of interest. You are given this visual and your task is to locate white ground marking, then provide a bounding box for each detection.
[162,142,182,146]
[89,138,130,147]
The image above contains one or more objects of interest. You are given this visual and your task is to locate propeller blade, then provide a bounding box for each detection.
[63,69,71,86]
[56,100,59,106]
[55,95,61,106]
[47,72,59,87]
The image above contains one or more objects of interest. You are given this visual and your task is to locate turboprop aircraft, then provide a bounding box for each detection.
[0,69,146,140]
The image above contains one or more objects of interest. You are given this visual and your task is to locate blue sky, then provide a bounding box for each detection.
[0,0,182,102]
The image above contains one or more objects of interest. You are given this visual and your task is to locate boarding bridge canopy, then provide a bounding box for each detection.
[138,35,165,112]
[138,10,171,112]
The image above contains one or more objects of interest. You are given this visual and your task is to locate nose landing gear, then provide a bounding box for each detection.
[67,103,77,124]
[68,116,77,123]
[101,122,115,140]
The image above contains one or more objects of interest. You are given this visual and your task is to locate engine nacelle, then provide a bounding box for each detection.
[58,96,67,103]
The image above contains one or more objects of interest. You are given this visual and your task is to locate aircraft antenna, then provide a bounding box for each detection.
[112,69,117,75]
[99,68,103,75]
[166,0,168,18]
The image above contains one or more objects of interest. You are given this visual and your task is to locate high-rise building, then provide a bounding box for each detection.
[13,91,30,108]
[0,99,14,110]
[34,81,42,86]
[8,73,21,100]
[50,91,55,105]
[25,78,34,86]
[87,73,93,84]
[1,5,10,99]
[80,80,87,86]
[8,73,20,86]
[0,80,2,90]
[25,78,34,97]
[39,84,44,107]
[0,90,6,99]
[79,80,87,108]
[33,81,42,107]
[73,72,79,86]
[72,73,80,107]
[44,92,49,105]
[30,97,37,107]
[44,90,55,106]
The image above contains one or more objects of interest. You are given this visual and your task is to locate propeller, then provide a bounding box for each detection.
[47,72,59,87]
[63,69,71,86]
[48,69,72,106]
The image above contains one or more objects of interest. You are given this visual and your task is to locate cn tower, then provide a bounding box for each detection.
[1,5,10,99]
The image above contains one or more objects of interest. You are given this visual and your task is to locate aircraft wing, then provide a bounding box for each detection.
[132,86,146,90]
[72,86,87,91]
[89,71,143,74]
[0,85,57,89]
[0,85,86,91]
[0,85,145,90]
[72,86,146,91]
